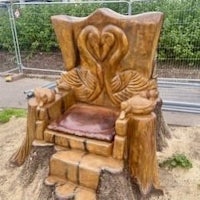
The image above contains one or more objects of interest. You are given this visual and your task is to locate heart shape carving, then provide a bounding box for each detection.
[86,28,115,62]
[101,32,115,61]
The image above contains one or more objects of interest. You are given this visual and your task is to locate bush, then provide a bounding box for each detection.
[0,0,199,63]
[159,153,193,169]
[132,0,200,62]
[0,7,13,51]
[0,2,128,52]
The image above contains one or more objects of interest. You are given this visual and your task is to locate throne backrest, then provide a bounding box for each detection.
[51,8,163,108]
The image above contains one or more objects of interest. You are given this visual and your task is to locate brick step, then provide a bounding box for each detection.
[44,129,113,157]
[45,178,96,200]
[46,149,124,190]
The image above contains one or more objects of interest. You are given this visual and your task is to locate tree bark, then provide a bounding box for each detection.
[16,145,54,200]
[10,99,38,166]
[154,99,171,151]
[97,169,137,200]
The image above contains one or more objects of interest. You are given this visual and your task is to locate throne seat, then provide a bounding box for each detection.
[48,103,119,142]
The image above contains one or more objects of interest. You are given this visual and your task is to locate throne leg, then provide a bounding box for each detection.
[127,112,161,196]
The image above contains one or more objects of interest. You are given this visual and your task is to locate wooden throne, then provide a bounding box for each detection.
[11,8,164,199]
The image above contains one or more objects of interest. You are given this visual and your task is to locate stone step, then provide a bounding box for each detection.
[45,179,96,200]
[47,149,124,190]
[44,129,113,157]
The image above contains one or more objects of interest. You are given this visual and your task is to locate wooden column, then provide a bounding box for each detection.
[127,112,160,195]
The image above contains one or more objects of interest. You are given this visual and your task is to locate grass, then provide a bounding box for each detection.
[0,108,27,123]
[159,153,193,169]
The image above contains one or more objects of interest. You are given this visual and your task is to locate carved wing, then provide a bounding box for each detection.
[58,68,101,102]
[111,70,151,104]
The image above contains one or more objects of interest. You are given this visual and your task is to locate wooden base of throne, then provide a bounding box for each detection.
[10,94,161,199]
[43,113,159,199]
[42,114,126,200]
[45,149,123,199]
[43,127,124,199]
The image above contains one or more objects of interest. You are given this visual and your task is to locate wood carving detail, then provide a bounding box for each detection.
[34,88,56,107]
[110,70,157,105]
[57,24,157,106]
[58,68,101,102]
[10,9,164,199]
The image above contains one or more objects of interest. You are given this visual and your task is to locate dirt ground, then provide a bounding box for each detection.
[1,51,200,79]
[0,117,200,200]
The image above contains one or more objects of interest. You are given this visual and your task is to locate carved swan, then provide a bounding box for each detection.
[102,25,157,105]
[58,25,103,102]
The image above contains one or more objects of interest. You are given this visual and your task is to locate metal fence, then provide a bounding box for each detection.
[0,3,21,75]
[0,0,200,79]
[131,0,200,79]
[2,1,130,75]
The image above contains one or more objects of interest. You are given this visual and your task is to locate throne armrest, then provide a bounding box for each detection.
[119,94,157,120]
[113,94,157,160]
[9,89,75,166]
[36,90,75,120]
[34,90,75,139]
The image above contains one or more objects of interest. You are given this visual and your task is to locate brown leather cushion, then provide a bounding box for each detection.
[48,103,119,141]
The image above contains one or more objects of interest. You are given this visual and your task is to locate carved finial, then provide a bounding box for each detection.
[34,88,55,107]
[119,94,156,119]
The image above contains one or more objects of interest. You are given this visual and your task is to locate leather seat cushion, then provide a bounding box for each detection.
[48,103,119,142]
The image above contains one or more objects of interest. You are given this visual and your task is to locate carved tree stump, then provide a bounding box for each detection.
[9,8,169,200]
[127,113,160,196]
[10,99,38,166]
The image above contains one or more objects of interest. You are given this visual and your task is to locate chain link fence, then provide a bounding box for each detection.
[0,0,200,79]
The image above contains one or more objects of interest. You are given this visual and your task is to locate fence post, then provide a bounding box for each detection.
[128,0,132,15]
